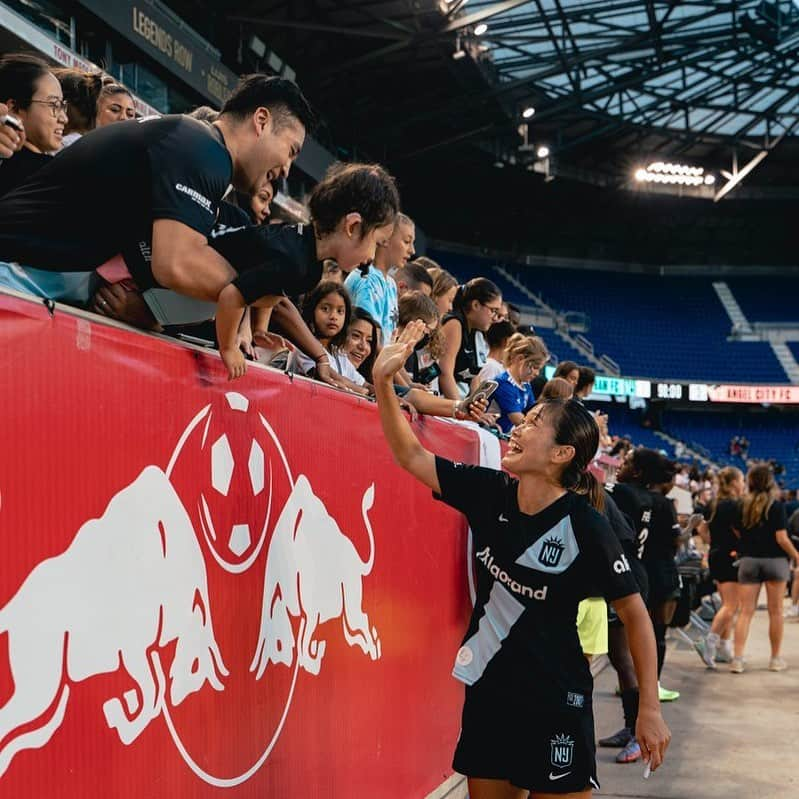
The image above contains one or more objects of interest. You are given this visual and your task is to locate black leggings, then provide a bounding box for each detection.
[649,599,677,678]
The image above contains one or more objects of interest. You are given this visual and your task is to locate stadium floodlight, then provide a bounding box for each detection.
[494,160,505,168]
[634,160,713,187]
[522,106,535,119]
[474,23,488,35]
[537,145,550,159]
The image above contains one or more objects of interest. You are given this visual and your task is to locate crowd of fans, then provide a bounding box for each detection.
[1,52,797,785]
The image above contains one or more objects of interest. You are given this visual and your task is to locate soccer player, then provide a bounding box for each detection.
[372,322,670,799]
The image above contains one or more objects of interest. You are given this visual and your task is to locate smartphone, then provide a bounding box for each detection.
[1,113,22,132]
[465,379,499,407]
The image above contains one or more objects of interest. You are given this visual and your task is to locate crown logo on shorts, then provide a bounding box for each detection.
[550,733,575,768]
[538,535,565,567]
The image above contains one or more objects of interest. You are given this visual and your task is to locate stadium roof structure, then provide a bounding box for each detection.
[203,0,799,199]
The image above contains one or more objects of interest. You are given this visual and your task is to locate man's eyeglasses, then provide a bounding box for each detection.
[30,99,68,117]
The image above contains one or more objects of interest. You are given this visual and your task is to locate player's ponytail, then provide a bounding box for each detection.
[539,399,605,513]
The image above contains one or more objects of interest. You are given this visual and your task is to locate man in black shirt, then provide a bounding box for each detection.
[0,74,313,311]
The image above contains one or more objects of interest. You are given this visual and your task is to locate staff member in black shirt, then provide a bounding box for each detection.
[0,73,312,311]
[373,323,669,799]
[732,465,799,674]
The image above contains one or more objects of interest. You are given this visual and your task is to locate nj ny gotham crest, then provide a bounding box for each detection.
[515,517,580,574]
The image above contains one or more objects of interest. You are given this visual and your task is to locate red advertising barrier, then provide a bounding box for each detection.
[0,291,479,798]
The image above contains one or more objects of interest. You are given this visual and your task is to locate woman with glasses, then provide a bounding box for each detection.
[0,53,68,197]
[439,276,503,400]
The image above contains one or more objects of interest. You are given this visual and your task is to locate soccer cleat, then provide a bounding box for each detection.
[615,738,642,764]
[658,683,680,701]
[730,657,745,674]
[599,727,633,748]
[768,656,788,672]
[694,638,716,669]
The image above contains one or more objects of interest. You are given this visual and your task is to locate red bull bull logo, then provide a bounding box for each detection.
[0,392,381,786]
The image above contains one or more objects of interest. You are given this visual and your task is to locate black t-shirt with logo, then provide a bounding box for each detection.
[709,499,741,557]
[209,222,322,305]
[645,492,681,563]
[434,457,638,704]
[605,481,653,561]
[0,116,232,280]
[737,501,788,559]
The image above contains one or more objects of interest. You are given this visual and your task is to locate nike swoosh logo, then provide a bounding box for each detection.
[549,772,571,781]
[499,514,509,522]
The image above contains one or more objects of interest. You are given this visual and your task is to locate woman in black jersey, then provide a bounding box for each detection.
[731,465,799,673]
[373,322,670,799]
[694,467,744,668]
[614,450,681,697]
[439,277,502,400]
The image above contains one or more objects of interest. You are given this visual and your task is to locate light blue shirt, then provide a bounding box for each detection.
[344,266,398,344]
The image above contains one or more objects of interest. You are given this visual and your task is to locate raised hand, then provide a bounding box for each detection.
[373,320,426,381]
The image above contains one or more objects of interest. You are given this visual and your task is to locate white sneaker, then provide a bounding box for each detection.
[784,605,799,619]
[715,639,733,663]
[730,657,745,674]
[769,657,788,672]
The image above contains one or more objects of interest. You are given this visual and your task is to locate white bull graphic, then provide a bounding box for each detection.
[0,466,227,778]
[250,475,381,679]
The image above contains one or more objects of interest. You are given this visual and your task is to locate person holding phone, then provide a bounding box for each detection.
[372,321,670,799]
[492,333,549,433]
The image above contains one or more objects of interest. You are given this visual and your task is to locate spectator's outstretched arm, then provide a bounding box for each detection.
[151,219,235,301]
[438,319,462,400]
[374,321,439,493]
[216,283,247,380]
[0,103,25,158]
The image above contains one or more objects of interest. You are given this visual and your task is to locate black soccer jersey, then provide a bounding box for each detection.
[605,481,654,561]
[644,492,681,564]
[209,222,322,305]
[434,457,639,703]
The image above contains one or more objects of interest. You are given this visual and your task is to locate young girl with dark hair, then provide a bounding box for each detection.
[554,361,581,387]
[0,53,66,197]
[344,308,381,383]
[372,322,669,799]
[289,281,369,393]
[731,465,799,673]
[694,467,744,668]
[439,277,503,401]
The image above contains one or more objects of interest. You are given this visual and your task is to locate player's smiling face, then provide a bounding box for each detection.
[503,405,570,476]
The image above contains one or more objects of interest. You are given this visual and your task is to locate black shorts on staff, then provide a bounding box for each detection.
[454,679,600,794]
[708,549,739,584]
[645,558,681,604]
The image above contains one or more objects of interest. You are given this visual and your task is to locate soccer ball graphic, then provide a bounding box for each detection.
[170,391,292,573]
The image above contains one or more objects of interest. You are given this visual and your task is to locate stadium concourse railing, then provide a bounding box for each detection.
[0,287,491,799]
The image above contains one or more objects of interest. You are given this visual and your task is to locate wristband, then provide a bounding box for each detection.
[315,354,330,364]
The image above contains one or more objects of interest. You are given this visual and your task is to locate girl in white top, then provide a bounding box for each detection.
[289,281,370,394]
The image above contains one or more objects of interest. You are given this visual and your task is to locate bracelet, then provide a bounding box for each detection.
[314,354,330,364]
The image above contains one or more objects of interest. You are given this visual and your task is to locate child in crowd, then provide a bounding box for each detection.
[344,308,381,383]
[215,161,399,379]
[399,291,444,388]
[491,333,549,433]
[289,281,369,393]
[472,320,515,390]
[539,376,576,401]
